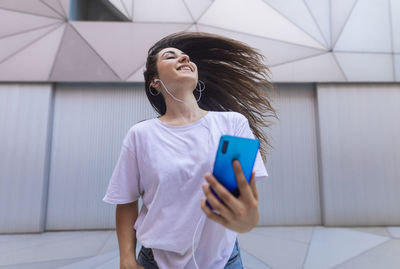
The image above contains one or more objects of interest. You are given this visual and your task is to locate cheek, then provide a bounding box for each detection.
[158,62,176,77]
[193,65,199,76]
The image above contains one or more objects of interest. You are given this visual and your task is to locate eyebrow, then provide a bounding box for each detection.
[161,50,187,57]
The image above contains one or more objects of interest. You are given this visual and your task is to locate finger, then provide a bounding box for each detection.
[200,197,228,226]
[202,182,235,221]
[232,160,252,201]
[249,171,259,201]
[204,173,243,216]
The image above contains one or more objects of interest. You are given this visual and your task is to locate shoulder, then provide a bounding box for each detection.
[130,118,154,132]
[208,111,248,127]
[122,118,155,147]
[216,111,248,129]
[210,111,247,122]
[208,111,248,136]
[229,111,247,123]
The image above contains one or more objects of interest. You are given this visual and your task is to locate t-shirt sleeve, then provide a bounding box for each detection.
[102,129,141,204]
[234,113,269,182]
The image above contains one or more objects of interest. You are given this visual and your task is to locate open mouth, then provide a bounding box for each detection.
[177,65,192,72]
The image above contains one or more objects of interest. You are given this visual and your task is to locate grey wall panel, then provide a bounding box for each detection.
[317,84,400,225]
[46,84,155,230]
[0,84,52,233]
[47,83,321,229]
[258,84,321,225]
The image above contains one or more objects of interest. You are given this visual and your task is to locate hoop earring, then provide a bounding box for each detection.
[194,79,205,102]
[149,85,160,96]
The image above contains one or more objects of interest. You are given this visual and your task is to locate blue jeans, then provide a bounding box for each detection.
[137,238,244,269]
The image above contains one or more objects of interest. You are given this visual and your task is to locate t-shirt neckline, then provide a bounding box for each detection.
[154,111,211,130]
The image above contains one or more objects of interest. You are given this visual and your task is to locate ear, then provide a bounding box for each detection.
[150,78,159,88]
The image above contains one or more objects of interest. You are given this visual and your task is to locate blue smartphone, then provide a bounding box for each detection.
[206,135,260,211]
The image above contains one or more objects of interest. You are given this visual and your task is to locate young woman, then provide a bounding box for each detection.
[103,31,277,269]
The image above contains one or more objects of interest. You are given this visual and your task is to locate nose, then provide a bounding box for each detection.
[178,54,190,63]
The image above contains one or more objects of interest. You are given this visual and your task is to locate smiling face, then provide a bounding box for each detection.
[151,47,198,92]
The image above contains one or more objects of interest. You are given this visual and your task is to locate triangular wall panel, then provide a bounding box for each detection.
[40,0,67,18]
[394,55,400,81]
[0,23,62,63]
[50,24,120,82]
[262,0,327,47]
[107,0,130,19]
[198,0,325,50]
[391,0,400,53]
[126,64,146,82]
[331,0,357,45]
[0,0,63,19]
[0,9,61,38]
[304,0,330,46]
[197,24,326,66]
[121,0,133,18]
[183,0,213,21]
[334,0,392,53]
[0,23,65,81]
[133,0,192,22]
[186,24,198,32]
[58,0,69,19]
[335,52,393,81]
[71,22,191,80]
[269,53,346,82]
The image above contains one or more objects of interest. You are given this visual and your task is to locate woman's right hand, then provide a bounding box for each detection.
[120,256,144,269]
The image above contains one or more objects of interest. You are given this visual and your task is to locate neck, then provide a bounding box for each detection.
[166,99,205,120]
[160,92,207,122]
[156,78,206,121]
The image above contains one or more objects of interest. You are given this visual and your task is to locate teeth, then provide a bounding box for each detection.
[178,66,191,71]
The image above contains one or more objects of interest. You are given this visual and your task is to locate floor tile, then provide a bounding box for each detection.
[351,227,391,237]
[241,248,272,269]
[387,227,400,238]
[238,231,308,269]
[93,256,120,269]
[1,228,399,268]
[250,226,315,244]
[0,231,93,255]
[0,234,42,244]
[0,231,110,266]
[0,257,86,269]
[96,232,118,255]
[334,240,400,269]
[58,249,119,268]
[303,227,388,269]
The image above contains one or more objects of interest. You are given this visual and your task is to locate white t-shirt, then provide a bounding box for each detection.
[103,111,268,269]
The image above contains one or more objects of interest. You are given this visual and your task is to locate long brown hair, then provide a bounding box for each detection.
[143,31,278,162]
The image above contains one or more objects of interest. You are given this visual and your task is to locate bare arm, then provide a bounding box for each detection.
[116,201,143,268]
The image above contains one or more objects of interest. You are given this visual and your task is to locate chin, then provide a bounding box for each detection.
[173,77,197,90]
[176,75,197,83]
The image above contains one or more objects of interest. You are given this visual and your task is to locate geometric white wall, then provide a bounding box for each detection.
[0,0,399,82]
